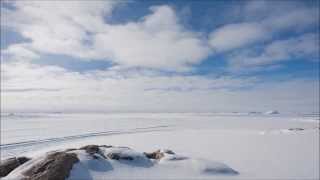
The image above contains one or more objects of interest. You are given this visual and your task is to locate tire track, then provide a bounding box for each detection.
[0,125,171,150]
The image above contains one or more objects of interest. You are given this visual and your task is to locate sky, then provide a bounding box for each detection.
[0,0,319,113]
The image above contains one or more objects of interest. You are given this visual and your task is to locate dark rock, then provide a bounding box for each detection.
[288,128,304,131]
[167,156,188,161]
[64,148,77,152]
[22,152,79,180]
[115,146,131,149]
[79,145,108,159]
[144,150,164,160]
[203,167,239,175]
[107,152,134,161]
[79,145,100,154]
[163,149,175,155]
[99,145,113,148]
[0,157,30,177]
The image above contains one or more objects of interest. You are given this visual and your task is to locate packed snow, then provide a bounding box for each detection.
[1,112,319,179]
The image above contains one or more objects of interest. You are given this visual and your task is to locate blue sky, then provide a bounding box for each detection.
[1,0,319,113]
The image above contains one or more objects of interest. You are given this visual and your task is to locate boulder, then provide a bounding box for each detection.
[144,150,164,160]
[22,152,79,180]
[165,155,188,161]
[107,152,134,161]
[99,145,113,148]
[79,145,107,159]
[288,128,304,131]
[79,145,100,154]
[163,149,175,155]
[0,157,30,177]
[64,148,77,152]
[203,166,239,175]
[265,110,279,115]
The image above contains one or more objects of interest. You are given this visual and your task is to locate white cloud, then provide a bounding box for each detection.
[262,8,319,32]
[208,2,318,53]
[2,44,40,61]
[2,1,318,71]
[228,33,319,70]
[209,22,267,52]
[2,2,210,71]
[2,1,114,57]
[92,6,210,71]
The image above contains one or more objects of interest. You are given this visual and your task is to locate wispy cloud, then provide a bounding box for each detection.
[209,4,318,53]
[228,33,319,70]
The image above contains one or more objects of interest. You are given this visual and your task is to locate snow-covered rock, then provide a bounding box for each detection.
[3,145,239,179]
[0,157,30,177]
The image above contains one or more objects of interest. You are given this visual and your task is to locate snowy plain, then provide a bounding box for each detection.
[1,112,319,179]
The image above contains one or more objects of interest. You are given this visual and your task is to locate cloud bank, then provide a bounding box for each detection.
[1,62,318,113]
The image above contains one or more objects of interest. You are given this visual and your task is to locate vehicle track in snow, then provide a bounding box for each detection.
[0,125,172,158]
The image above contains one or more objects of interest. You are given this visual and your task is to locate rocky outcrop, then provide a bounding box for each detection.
[79,145,100,154]
[0,157,30,177]
[1,146,178,179]
[22,152,79,180]
[144,149,176,160]
[2,145,238,179]
[144,150,164,160]
[107,152,134,160]
[79,144,110,159]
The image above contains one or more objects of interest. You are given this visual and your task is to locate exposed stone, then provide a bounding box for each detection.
[163,149,175,155]
[115,146,131,149]
[22,152,79,180]
[203,167,239,175]
[0,157,30,177]
[166,156,188,161]
[144,150,164,160]
[288,128,304,131]
[79,145,108,159]
[64,148,77,152]
[107,152,134,161]
[79,145,100,154]
[99,145,113,148]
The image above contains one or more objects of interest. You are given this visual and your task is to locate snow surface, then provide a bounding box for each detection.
[1,112,319,179]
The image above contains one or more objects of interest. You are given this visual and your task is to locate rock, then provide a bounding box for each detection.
[163,149,175,155]
[288,128,304,131]
[265,110,279,115]
[79,145,100,154]
[166,156,188,161]
[22,152,79,180]
[79,145,107,159]
[203,167,239,175]
[99,145,113,148]
[0,157,30,177]
[107,152,134,161]
[64,148,77,152]
[144,150,164,160]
